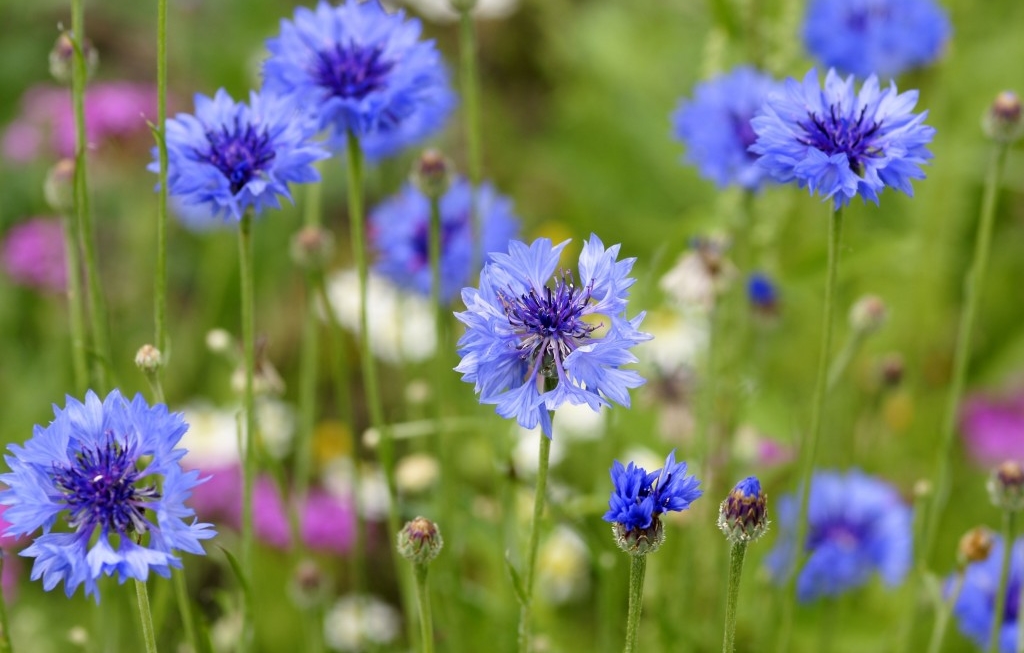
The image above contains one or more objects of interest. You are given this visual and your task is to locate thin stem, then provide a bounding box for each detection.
[171,570,198,653]
[624,554,648,653]
[722,542,749,653]
[926,572,964,653]
[414,565,435,653]
[134,579,159,653]
[826,330,865,392]
[777,205,844,653]
[457,8,483,267]
[70,1,111,391]
[0,554,13,653]
[517,430,552,653]
[62,213,88,393]
[989,511,1016,653]
[238,212,256,653]
[154,0,169,357]
[291,273,320,552]
[923,143,1010,564]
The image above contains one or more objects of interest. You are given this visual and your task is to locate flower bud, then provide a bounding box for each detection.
[49,32,98,85]
[397,516,444,565]
[411,149,454,200]
[957,527,993,568]
[134,344,163,374]
[718,476,769,544]
[746,273,778,315]
[290,558,330,609]
[205,328,234,355]
[988,460,1024,511]
[982,91,1023,144]
[44,159,76,214]
[877,352,905,389]
[913,478,933,500]
[612,517,665,556]
[290,226,335,271]
[849,295,887,334]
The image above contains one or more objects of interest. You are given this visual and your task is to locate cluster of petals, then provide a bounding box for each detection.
[951,534,1023,653]
[603,450,702,531]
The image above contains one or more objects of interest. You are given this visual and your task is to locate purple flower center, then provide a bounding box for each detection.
[807,521,863,551]
[846,6,891,32]
[411,217,463,270]
[201,118,276,194]
[731,112,760,155]
[798,104,882,176]
[499,273,597,380]
[314,42,394,101]
[52,435,160,537]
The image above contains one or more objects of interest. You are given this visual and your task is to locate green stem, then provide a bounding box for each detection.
[826,330,865,392]
[238,212,256,653]
[0,554,13,653]
[927,572,963,653]
[171,570,198,653]
[414,565,435,653]
[624,554,648,653]
[458,8,483,267]
[517,429,552,653]
[154,0,169,357]
[134,579,159,653]
[989,511,1017,653]
[70,2,111,392]
[62,213,88,393]
[777,205,844,653]
[722,542,749,653]
[290,274,320,553]
[922,143,1010,565]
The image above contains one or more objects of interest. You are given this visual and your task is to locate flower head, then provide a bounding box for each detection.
[603,450,702,555]
[803,0,951,79]
[672,67,784,191]
[155,89,328,222]
[747,273,779,314]
[952,534,1024,652]
[751,68,935,208]
[2,217,66,293]
[455,235,651,437]
[719,476,770,544]
[963,390,1024,467]
[263,0,455,160]
[766,469,911,602]
[370,178,519,302]
[0,390,215,600]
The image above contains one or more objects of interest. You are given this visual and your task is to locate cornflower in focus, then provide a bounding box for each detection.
[751,68,935,208]
[719,476,770,544]
[370,178,519,301]
[263,0,456,160]
[1,217,66,293]
[766,469,911,601]
[803,0,951,79]
[951,534,1023,653]
[0,390,215,600]
[155,89,327,221]
[672,66,784,191]
[455,235,650,436]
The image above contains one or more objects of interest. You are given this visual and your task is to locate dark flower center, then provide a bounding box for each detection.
[52,434,160,537]
[411,216,463,270]
[807,521,863,552]
[200,118,276,194]
[499,273,597,380]
[798,104,882,176]
[314,42,394,101]
[846,6,890,32]
[731,112,760,157]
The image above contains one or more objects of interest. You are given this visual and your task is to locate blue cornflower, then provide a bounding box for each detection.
[766,469,911,602]
[804,0,951,79]
[369,178,519,302]
[747,273,778,312]
[155,88,328,222]
[672,66,784,191]
[263,0,456,160]
[0,390,215,600]
[751,68,935,209]
[952,534,1022,653]
[455,235,651,437]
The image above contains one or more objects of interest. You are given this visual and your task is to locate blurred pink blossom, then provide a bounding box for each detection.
[1,217,66,293]
[961,390,1024,466]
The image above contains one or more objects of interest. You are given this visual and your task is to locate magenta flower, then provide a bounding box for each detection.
[961,389,1024,467]
[1,217,66,293]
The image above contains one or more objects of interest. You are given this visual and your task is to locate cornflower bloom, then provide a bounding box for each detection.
[951,534,1023,653]
[263,0,455,160]
[0,390,215,600]
[751,68,935,208]
[803,0,951,79]
[767,469,911,602]
[370,178,519,302]
[455,235,650,436]
[672,67,784,191]
[154,88,328,221]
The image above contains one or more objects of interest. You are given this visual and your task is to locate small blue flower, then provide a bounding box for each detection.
[766,469,911,602]
[747,273,778,311]
[952,534,1022,653]
[263,0,456,160]
[751,68,935,209]
[803,0,951,79]
[0,390,215,600]
[672,66,784,191]
[370,178,519,302]
[455,235,651,437]
[154,89,328,222]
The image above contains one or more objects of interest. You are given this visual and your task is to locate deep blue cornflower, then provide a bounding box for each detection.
[263,0,456,160]
[952,534,1023,653]
[369,178,519,302]
[719,476,770,544]
[766,469,911,602]
[455,235,651,437]
[747,273,778,312]
[672,66,784,191]
[751,68,935,209]
[154,89,328,222]
[804,0,951,79]
[0,390,215,600]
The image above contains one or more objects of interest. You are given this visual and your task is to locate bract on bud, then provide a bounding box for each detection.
[44,159,76,214]
[982,91,1023,144]
[957,527,994,568]
[397,516,444,565]
[290,226,335,271]
[718,476,770,544]
[988,460,1024,511]
[612,517,665,556]
[134,344,163,374]
[411,149,454,199]
[849,295,887,334]
[49,31,98,85]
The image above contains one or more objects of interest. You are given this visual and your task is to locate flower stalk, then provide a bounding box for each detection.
[154,0,169,358]
[624,553,648,653]
[134,579,159,653]
[517,429,552,653]
[457,8,483,265]
[722,541,749,653]
[238,210,257,652]
[988,510,1016,653]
